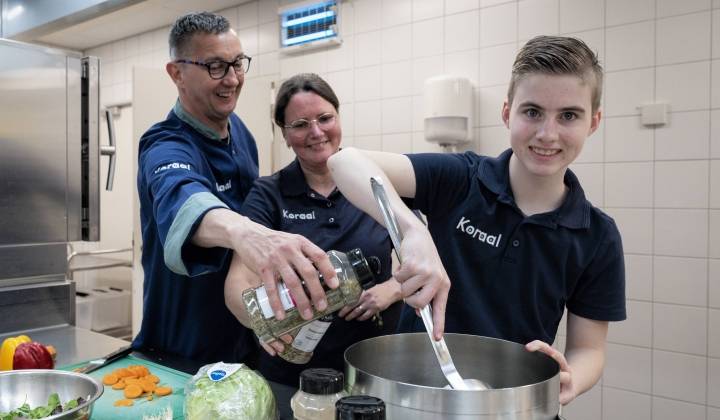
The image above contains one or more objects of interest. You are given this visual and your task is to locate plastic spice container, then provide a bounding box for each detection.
[243,248,378,363]
[335,395,386,420]
[291,368,348,420]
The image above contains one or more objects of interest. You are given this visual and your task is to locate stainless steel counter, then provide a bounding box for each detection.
[0,325,128,367]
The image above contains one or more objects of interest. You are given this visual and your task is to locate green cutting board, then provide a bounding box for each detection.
[61,355,190,420]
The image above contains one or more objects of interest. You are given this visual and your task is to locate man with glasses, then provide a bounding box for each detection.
[135,12,337,366]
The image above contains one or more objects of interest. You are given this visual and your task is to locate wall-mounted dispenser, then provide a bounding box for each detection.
[423,75,473,151]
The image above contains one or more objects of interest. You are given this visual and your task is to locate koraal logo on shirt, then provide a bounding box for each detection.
[216,179,232,192]
[282,209,316,220]
[456,216,502,248]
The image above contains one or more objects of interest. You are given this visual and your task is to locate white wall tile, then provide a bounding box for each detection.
[478,43,517,87]
[339,103,354,137]
[562,384,602,420]
[713,60,720,108]
[625,254,653,300]
[605,21,655,71]
[605,162,653,207]
[327,37,354,72]
[654,256,708,306]
[382,132,413,154]
[605,116,654,162]
[382,60,413,97]
[518,0,559,40]
[607,300,652,346]
[412,95,424,132]
[412,18,444,58]
[712,160,720,208]
[481,3,517,47]
[237,28,258,56]
[477,85,506,126]
[413,0,444,20]
[654,209,709,258]
[412,130,444,152]
[605,68,654,117]
[354,0,382,33]
[124,35,139,59]
[657,0,711,18]
[444,48,479,85]
[354,134,382,151]
[325,69,354,103]
[237,2,258,29]
[602,387,651,420]
[444,10,480,53]
[571,163,604,205]
[607,208,653,254]
[714,110,720,159]
[605,343,653,392]
[258,22,278,54]
[354,65,382,101]
[652,397,708,420]
[607,0,655,26]
[714,10,720,58]
[655,111,711,160]
[712,210,720,258]
[710,406,720,420]
[382,0,412,27]
[381,97,413,133]
[481,0,514,6]
[656,12,712,65]
[152,27,167,52]
[446,0,479,14]
[412,55,444,95]
[710,357,720,406]
[560,0,604,33]
[382,24,412,62]
[340,1,355,36]
[656,61,712,112]
[653,303,707,355]
[477,125,509,156]
[712,259,720,308]
[257,51,279,76]
[354,100,382,135]
[575,119,604,162]
[258,0,278,24]
[654,160,709,208]
[355,30,382,66]
[653,350,707,404]
[711,310,720,357]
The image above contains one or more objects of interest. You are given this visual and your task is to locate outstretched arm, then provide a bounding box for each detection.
[327,147,451,339]
[194,208,338,321]
[526,313,608,405]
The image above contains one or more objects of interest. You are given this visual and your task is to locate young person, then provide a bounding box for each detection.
[327,35,626,405]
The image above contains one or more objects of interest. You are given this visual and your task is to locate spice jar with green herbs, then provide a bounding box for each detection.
[242,248,378,352]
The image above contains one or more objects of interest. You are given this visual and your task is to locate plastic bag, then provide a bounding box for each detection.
[184,362,277,420]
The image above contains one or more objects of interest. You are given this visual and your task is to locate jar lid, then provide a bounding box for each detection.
[299,368,344,394]
[335,395,385,419]
[346,248,377,290]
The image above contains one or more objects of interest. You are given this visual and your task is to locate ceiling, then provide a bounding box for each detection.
[33,0,252,51]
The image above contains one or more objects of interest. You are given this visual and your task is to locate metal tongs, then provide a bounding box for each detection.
[370,176,489,391]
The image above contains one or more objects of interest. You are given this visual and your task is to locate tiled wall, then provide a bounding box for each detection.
[87,0,720,418]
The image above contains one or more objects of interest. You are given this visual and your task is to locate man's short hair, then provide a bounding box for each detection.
[169,12,230,59]
[507,35,604,112]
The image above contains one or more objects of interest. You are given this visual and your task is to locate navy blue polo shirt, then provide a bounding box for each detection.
[399,149,626,345]
[134,101,259,365]
[240,159,398,386]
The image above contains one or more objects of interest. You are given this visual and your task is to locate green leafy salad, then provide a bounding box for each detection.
[0,393,85,420]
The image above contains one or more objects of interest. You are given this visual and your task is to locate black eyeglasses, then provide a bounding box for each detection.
[174,56,252,79]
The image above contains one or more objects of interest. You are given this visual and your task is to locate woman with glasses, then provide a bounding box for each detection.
[225,73,402,387]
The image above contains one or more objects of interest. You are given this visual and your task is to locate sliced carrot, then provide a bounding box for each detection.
[114,399,134,407]
[111,381,126,390]
[153,386,172,396]
[140,380,156,392]
[146,374,160,383]
[124,383,143,399]
[102,373,119,385]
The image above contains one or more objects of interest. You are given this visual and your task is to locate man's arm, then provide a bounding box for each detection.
[327,147,450,339]
[526,313,608,405]
[192,207,338,321]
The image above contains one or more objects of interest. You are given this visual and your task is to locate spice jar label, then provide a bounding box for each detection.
[291,319,333,352]
[256,283,296,318]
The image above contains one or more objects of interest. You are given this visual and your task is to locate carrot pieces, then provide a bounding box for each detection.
[104,364,173,408]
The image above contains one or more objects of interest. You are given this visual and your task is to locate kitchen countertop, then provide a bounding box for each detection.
[0,325,297,419]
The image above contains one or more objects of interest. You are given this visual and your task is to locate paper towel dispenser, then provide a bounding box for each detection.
[423,75,473,149]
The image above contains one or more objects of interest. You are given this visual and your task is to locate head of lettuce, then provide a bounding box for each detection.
[184,362,277,420]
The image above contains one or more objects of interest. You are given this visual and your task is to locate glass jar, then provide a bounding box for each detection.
[243,248,378,362]
[277,313,334,364]
[335,395,386,420]
[291,368,348,420]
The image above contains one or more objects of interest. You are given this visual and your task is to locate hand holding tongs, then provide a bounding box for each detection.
[369,176,488,391]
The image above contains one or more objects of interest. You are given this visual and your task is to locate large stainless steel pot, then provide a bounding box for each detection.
[344,333,560,419]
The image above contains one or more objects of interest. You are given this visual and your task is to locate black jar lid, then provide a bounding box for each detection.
[335,395,385,419]
[346,248,377,290]
[299,368,344,395]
